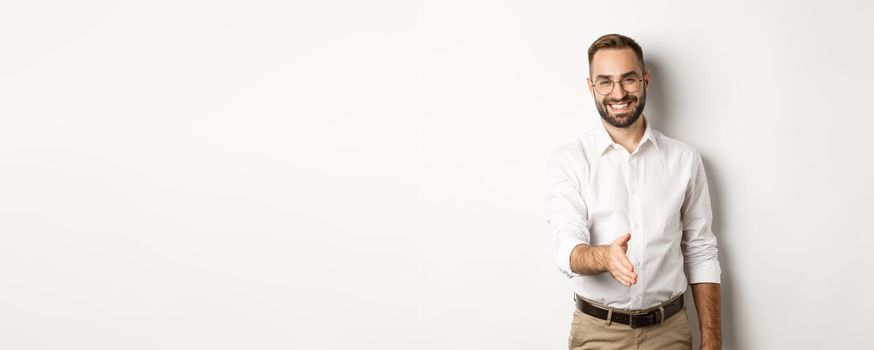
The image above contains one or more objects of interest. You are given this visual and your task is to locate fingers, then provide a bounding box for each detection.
[613,273,637,287]
[610,272,627,286]
[611,269,637,287]
[618,252,634,273]
[615,265,637,286]
[610,253,637,287]
[609,233,637,287]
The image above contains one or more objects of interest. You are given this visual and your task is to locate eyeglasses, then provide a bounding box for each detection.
[591,76,644,95]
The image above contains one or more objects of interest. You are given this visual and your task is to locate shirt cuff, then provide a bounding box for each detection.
[557,238,586,278]
[685,259,722,284]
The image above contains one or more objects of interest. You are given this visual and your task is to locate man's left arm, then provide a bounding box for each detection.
[691,282,721,349]
[681,149,723,350]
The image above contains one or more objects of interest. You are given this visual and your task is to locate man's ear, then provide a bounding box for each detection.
[644,69,651,89]
[586,77,594,97]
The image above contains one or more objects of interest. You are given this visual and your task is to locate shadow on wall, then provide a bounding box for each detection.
[645,57,744,350]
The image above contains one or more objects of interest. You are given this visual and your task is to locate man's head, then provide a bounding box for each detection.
[586,34,650,128]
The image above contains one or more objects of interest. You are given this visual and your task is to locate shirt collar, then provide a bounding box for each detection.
[594,117,660,156]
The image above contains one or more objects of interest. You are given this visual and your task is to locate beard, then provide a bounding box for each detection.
[596,92,646,128]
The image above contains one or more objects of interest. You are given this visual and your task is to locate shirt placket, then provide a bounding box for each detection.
[626,153,644,309]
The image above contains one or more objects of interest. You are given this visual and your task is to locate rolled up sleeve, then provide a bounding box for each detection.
[544,149,590,278]
[681,150,722,284]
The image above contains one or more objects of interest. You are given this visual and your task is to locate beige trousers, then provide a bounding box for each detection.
[568,305,693,350]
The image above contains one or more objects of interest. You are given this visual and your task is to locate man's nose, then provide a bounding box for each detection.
[608,82,628,100]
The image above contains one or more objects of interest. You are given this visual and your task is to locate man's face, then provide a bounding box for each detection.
[587,48,650,128]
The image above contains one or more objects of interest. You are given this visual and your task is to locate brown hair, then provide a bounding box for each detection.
[587,33,645,74]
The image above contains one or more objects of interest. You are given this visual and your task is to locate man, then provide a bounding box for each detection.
[544,33,722,350]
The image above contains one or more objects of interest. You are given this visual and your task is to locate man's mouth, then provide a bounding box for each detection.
[608,101,634,113]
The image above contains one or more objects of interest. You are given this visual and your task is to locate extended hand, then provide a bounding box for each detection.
[604,233,637,287]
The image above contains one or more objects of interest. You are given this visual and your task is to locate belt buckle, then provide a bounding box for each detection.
[629,311,659,329]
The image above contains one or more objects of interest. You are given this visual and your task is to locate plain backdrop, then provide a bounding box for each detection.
[1,1,872,349]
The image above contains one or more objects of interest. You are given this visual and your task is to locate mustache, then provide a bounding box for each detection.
[604,97,635,104]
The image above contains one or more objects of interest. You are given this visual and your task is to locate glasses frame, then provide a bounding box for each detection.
[590,76,645,96]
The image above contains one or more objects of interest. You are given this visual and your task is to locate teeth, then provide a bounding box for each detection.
[610,103,628,109]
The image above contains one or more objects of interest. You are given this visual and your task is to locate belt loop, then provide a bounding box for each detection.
[658,305,665,324]
[606,308,613,326]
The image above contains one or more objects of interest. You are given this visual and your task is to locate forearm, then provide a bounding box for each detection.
[691,282,722,349]
[569,243,608,275]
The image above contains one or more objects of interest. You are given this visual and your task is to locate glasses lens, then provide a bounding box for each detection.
[620,77,640,93]
[594,80,613,95]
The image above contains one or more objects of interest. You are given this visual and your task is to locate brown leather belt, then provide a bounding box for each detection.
[574,293,684,329]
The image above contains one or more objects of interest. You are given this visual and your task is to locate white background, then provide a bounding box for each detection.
[1,1,872,349]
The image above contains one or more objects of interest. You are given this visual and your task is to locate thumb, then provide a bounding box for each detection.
[614,233,631,245]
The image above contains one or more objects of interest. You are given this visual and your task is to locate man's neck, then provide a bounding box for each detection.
[602,115,647,154]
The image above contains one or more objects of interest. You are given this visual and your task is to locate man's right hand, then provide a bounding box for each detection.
[569,233,638,287]
[604,233,637,287]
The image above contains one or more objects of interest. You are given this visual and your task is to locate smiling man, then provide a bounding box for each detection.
[544,34,722,350]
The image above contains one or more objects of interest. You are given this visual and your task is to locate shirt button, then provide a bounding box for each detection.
[635,261,641,267]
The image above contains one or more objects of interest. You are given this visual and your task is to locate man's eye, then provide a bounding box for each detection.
[597,81,612,86]
[623,77,638,83]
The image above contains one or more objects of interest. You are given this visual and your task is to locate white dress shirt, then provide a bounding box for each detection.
[544,119,721,310]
